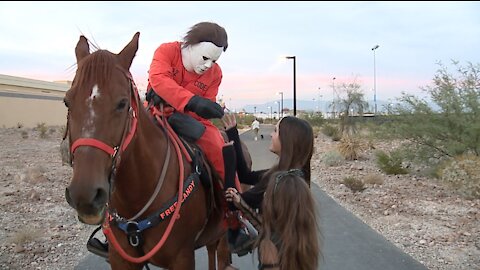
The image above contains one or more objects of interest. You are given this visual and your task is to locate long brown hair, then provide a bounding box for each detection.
[259,171,320,270]
[275,116,314,185]
[258,116,314,192]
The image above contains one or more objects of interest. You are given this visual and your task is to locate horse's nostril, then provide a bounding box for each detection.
[93,188,108,207]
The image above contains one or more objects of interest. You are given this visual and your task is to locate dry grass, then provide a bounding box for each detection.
[337,135,363,161]
[363,173,384,185]
[9,227,43,246]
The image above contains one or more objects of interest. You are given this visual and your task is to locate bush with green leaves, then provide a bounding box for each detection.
[381,61,480,165]
[438,154,480,199]
[321,123,341,141]
[375,149,408,175]
[300,112,324,127]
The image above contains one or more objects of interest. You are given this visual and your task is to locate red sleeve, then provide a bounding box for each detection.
[148,43,194,112]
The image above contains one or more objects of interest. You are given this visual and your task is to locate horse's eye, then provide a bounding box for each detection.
[116,99,128,111]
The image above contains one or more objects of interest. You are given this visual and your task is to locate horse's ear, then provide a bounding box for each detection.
[75,36,90,63]
[118,32,140,70]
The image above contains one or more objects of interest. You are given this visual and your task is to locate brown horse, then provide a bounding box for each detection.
[63,32,248,269]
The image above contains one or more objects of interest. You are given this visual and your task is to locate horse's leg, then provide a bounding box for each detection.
[169,248,195,270]
[109,250,143,270]
[217,233,234,270]
[207,241,218,270]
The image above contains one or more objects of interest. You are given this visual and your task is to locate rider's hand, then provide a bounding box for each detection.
[185,95,224,119]
[225,187,241,205]
[145,88,164,106]
[221,113,237,130]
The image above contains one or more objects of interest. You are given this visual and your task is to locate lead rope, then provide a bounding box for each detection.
[129,105,171,220]
[104,103,187,264]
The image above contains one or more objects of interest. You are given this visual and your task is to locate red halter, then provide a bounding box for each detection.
[70,73,139,167]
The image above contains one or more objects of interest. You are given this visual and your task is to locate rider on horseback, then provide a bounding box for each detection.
[87,21,248,260]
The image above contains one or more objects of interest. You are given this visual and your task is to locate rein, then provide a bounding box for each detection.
[103,101,191,264]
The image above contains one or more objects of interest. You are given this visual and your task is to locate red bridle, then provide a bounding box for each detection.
[69,72,139,173]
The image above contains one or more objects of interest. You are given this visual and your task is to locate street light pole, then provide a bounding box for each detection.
[277,91,283,118]
[332,77,336,118]
[371,44,379,116]
[275,101,280,119]
[318,87,322,114]
[286,56,296,116]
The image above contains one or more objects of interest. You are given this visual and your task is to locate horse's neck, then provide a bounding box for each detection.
[111,109,176,215]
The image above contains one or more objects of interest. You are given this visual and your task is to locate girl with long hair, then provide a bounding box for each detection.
[258,170,320,270]
[222,115,318,256]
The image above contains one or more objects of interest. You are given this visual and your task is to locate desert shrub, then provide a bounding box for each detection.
[36,122,48,138]
[321,150,344,167]
[17,122,24,129]
[322,124,342,141]
[338,135,362,160]
[380,61,480,165]
[21,130,28,139]
[438,154,480,199]
[363,173,384,185]
[9,227,43,245]
[375,150,409,175]
[342,176,366,193]
[301,112,324,127]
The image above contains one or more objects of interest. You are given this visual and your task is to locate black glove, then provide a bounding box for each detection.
[145,88,164,106]
[185,95,224,119]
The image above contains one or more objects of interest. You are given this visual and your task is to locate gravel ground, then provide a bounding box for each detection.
[0,126,478,270]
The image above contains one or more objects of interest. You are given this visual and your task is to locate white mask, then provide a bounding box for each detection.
[182,42,224,75]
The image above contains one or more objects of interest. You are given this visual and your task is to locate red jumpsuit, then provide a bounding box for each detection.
[148,41,234,188]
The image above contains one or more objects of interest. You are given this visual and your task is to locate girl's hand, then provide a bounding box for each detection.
[221,113,237,130]
[225,187,241,204]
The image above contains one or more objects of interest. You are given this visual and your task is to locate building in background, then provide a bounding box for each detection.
[0,74,70,128]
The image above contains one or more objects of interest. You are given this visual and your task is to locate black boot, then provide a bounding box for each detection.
[86,226,109,259]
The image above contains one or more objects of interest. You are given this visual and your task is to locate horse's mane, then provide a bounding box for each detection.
[75,50,116,88]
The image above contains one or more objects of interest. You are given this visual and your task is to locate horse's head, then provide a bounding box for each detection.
[64,32,140,225]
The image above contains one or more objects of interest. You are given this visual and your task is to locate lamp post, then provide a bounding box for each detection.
[332,77,336,118]
[275,101,280,119]
[285,56,296,116]
[371,44,379,116]
[277,91,283,118]
[318,87,322,114]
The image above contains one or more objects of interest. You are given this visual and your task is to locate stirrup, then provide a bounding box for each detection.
[86,226,109,259]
